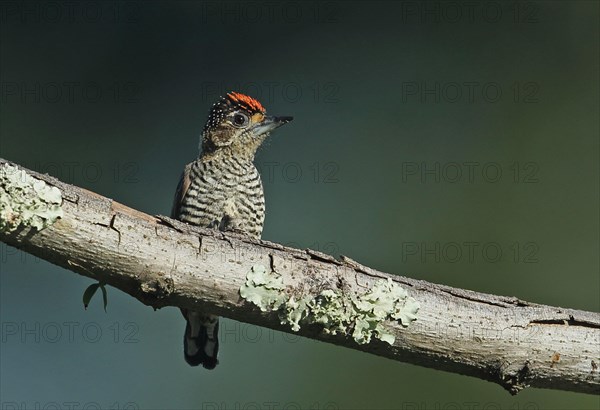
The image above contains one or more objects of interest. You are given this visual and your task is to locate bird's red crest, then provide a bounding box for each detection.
[227,92,265,113]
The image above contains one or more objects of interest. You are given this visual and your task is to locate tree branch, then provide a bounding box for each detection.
[1,158,598,396]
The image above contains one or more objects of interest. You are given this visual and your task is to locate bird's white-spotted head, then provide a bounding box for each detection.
[201,92,293,160]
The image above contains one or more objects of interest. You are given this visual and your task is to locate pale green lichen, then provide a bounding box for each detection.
[284,295,312,332]
[350,278,420,344]
[240,265,420,346]
[0,164,63,233]
[307,289,355,336]
[239,264,287,312]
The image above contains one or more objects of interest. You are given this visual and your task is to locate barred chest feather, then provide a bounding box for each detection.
[177,157,265,238]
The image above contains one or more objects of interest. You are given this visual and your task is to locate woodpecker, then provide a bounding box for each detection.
[171,92,293,369]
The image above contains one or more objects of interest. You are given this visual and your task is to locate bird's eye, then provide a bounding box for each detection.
[232,113,249,127]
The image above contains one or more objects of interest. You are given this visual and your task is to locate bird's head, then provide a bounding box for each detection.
[200,92,293,160]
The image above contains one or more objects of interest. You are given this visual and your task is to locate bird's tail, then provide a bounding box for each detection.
[181,309,219,369]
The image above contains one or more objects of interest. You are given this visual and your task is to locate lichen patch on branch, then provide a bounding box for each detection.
[0,164,63,233]
[240,264,420,345]
[239,264,287,311]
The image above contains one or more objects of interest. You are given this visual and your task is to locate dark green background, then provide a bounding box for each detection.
[1,1,598,409]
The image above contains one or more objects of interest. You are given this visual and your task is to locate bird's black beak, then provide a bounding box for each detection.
[253,115,293,136]
[272,116,294,125]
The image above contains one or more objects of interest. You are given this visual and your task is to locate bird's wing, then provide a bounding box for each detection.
[171,162,193,218]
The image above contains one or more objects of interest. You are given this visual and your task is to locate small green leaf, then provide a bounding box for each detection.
[82,282,109,312]
[82,283,100,309]
[100,284,108,312]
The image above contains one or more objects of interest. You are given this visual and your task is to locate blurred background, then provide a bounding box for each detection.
[1,1,598,409]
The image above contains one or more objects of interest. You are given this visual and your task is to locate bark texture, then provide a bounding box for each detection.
[1,158,599,396]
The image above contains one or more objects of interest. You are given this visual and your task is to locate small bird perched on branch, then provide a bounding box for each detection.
[171,92,293,369]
